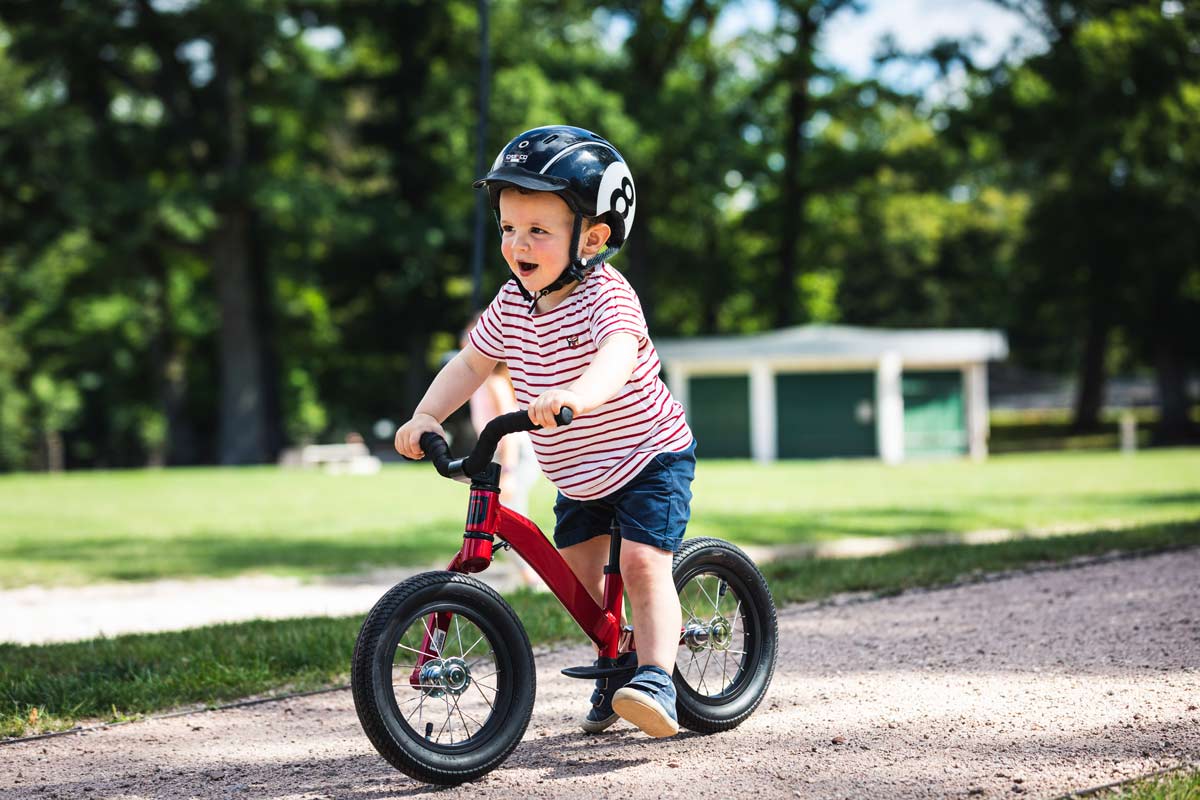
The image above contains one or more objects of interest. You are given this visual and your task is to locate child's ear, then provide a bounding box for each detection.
[581,221,611,255]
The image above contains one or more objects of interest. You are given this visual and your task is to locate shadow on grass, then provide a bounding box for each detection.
[4,487,1198,584]
[0,523,462,584]
[695,490,1200,546]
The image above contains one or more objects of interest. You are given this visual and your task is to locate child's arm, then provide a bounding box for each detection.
[395,343,498,459]
[528,332,638,428]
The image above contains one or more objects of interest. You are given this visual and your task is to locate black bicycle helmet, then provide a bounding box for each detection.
[474,125,636,309]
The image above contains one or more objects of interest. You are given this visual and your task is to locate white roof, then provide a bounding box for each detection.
[655,325,1008,368]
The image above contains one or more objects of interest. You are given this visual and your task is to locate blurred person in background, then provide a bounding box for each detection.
[462,315,544,589]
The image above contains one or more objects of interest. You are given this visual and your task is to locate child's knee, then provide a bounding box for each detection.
[619,540,672,580]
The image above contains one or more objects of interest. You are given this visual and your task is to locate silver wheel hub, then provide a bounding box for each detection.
[683,614,734,653]
[709,616,733,651]
[419,656,471,698]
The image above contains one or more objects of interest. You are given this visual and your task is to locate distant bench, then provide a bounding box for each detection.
[279,442,382,475]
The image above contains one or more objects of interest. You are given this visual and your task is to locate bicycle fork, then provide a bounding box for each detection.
[409,474,503,688]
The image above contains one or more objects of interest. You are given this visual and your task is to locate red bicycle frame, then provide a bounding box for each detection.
[410,483,628,684]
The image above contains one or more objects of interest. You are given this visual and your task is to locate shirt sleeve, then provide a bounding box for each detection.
[589,275,649,348]
[467,290,507,360]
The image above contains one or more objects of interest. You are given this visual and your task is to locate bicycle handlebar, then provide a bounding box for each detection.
[419,408,572,481]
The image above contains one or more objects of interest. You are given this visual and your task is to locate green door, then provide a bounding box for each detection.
[776,372,877,459]
[686,375,751,458]
[902,370,967,457]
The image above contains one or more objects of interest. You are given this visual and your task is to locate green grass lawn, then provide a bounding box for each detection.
[1,448,1198,587]
[1101,769,1200,800]
[3,520,1197,739]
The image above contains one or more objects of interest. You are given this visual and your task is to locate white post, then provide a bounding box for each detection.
[876,352,904,464]
[965,362,989,461]
[749,360,776,464]
[1120,410,1137,454]
[666,362,688,415]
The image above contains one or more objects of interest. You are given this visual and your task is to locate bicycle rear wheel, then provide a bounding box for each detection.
[351,572,535,785]
[671,537,778,733]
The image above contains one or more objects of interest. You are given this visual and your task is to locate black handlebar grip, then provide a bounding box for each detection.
[418,431,454,477]
[427,408,576,480]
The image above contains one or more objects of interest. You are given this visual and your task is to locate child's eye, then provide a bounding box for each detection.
[500,225,514,233]
[531,227,547,234]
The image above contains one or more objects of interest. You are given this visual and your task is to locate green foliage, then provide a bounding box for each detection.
[0,1,1195,469]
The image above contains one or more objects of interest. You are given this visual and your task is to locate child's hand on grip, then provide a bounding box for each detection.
[528,390,582,429]
[395,413,445,460]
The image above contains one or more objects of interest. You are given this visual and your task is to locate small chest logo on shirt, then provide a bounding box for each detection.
[566,335,580,348]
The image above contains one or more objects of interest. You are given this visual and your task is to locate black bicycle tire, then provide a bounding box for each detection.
[671,537,778,733]
[350,571,536,785]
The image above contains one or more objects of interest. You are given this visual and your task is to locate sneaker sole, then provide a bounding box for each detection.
[580,711,620,733]
[612,688,680,738]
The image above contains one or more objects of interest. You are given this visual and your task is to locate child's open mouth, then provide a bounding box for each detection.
[517,261,538,277]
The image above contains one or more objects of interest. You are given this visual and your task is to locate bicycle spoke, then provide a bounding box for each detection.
[450,693,473,738]
[697,576,719,614]
[454,616,466,659]
[405,689,430,725]
[396,642,437,660]
[421,614,442,659]
[473,680,496,712]
[697,646,714,695]
[460,632,487,659]
[437,694,453,743]
[465,655,494,673]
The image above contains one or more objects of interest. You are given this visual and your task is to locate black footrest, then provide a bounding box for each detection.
[561,663,639,680]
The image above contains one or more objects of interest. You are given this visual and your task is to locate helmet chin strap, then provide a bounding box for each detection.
[509,213,619,312]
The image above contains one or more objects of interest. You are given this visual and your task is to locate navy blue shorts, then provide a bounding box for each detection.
[552,440,696,553]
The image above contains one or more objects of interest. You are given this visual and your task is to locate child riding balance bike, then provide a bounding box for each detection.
[355,126,777,785]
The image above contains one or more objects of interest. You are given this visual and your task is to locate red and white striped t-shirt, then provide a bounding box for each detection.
[468,265,693,501]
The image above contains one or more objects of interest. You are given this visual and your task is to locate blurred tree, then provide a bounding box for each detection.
[960,1,1199,439]
[0,1,353,465]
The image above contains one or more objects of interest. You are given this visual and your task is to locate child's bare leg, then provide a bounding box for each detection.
[619,540,680,672]
[560,535,615,615]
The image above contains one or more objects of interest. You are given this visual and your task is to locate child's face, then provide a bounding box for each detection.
[497,189,578,295]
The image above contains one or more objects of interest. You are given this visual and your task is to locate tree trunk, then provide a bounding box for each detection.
[147,250,198,465]
[211,52,269,464]
[213,206,269,464]
[404,333,430,420]
[1154,341,1196,444]
[250,220,284,459]
[1070,314,1108,432]
[44,431,64,472]
[775,5,815,329]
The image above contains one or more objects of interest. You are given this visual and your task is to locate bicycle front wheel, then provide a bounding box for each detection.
[672,537,778,733]
[351,571,535,785]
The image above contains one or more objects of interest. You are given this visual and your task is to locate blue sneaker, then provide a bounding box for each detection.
[580,651,638,733]
[612,665,679,738]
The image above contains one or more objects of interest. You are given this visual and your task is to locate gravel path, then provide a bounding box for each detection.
[3,548,1198,800]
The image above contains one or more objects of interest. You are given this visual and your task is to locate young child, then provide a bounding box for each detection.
[394,125,695,738]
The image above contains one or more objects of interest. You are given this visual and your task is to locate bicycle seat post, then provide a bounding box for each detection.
[599,520,624,661]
